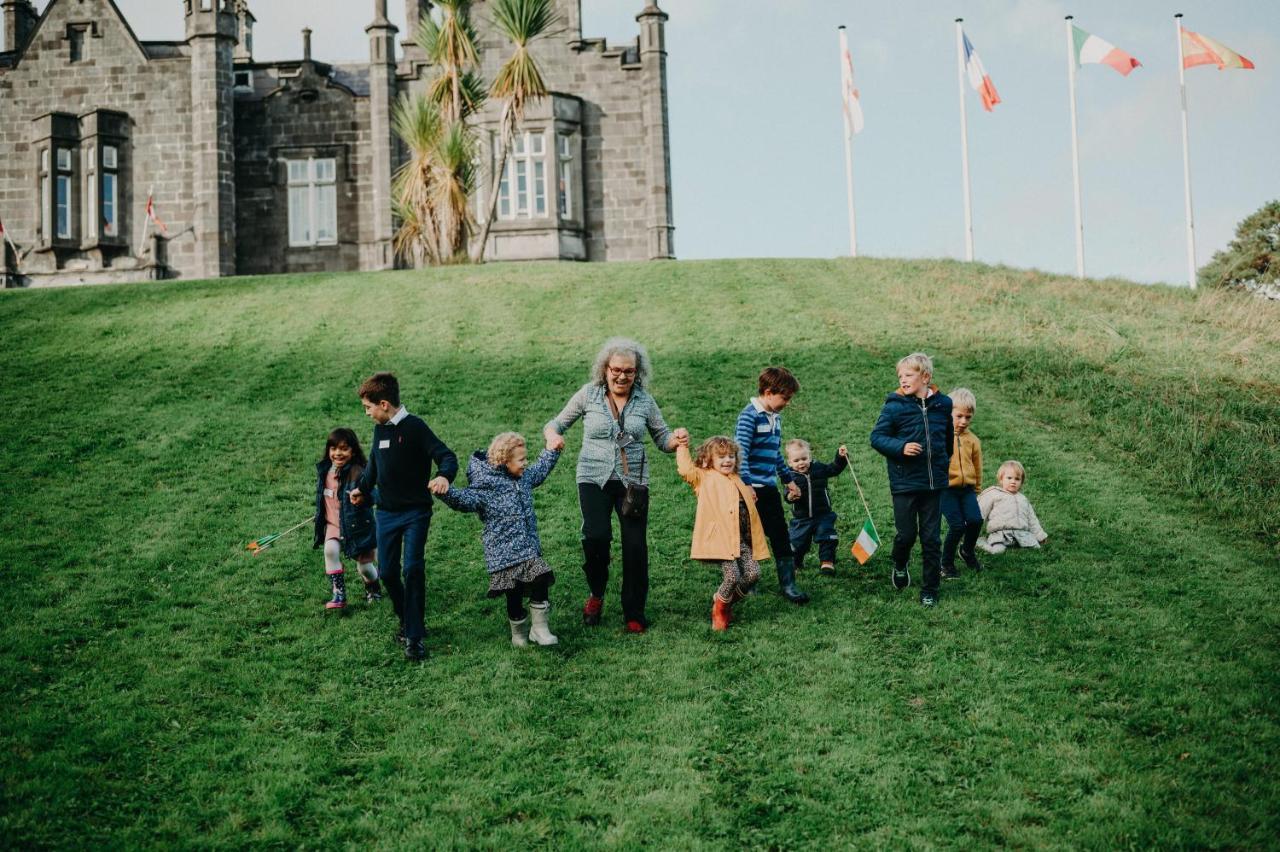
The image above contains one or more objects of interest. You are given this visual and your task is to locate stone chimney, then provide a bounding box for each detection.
[2,0,38,53]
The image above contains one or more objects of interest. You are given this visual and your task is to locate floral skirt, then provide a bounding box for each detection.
[486,556,556,597]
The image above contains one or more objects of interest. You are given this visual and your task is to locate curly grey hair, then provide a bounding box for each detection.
[590,337,652,389]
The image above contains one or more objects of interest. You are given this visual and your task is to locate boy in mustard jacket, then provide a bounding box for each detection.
[940,388,983,579]
[676,434,771,631]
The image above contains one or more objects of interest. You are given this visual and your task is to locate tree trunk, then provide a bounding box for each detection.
[472,107,514,263]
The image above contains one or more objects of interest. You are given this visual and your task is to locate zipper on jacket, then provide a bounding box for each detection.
[920,397,935,490]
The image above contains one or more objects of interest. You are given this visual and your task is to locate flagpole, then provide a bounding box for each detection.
[1065,16,1085,280]
[136,188,152,258]
[1175,13,1197,289]
[843,460,879,541]
[955,19,975,262]
[838,26,858,258]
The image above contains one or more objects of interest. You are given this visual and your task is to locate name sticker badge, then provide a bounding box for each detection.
[756,424,772,433]
[323,488,335,498]
[379,439,391,449]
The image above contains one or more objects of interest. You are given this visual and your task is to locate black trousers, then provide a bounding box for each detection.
[752,485,794,581]
[505,575,552,620]
[579,480,650,623]
[891,490,943,595]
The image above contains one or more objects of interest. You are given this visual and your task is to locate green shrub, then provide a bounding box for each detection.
[1198,200,1280,297]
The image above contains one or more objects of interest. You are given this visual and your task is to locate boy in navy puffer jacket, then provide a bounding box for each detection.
[438,432,562,647]
[870,353,954,607]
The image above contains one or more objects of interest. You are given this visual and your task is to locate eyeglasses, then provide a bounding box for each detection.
[607,367,637,377]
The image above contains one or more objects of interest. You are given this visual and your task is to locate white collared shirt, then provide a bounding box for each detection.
[750,396,778,429]
[388,406,409,425]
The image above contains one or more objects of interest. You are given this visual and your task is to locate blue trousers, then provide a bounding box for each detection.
[375,508,432,640]
[939,486,983,567]
[789,512,838,567]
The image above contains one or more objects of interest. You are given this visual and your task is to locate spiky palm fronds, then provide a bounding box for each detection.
[429,119,478,264]
[391,93,446,265]
[419,1,480,123]
[488,0,555,125]
[473,0,557,262]
[427,69,488,120]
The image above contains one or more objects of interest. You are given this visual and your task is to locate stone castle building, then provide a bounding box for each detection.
[0,0,673,286]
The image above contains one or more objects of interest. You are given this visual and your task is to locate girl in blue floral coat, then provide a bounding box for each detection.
[438,432,562,647]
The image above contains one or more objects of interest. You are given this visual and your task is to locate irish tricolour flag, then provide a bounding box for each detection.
[850,518,880,565]
[1072,26,1141,76]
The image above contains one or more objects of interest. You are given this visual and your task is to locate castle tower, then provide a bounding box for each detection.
[400,0,430,62]
[186,0,238,277]
[233,0,255,62]
[365,0,398,269]
[637,3,673,258]
[1,0,38,52]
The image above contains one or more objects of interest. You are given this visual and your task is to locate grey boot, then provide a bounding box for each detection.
[508,615,530,648]
[528,601,559,646]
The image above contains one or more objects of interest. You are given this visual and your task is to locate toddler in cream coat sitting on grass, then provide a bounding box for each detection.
[977,460,1047,554]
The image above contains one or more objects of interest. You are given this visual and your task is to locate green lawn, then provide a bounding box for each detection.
[1,259,1277,848]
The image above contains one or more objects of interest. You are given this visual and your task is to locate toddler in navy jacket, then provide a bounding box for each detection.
[784,439,848,575]
[869,352,953,607]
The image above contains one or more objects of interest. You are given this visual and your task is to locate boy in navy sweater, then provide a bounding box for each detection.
[735,366,808,604]
[870,353,953,607]
[350,372,458,660]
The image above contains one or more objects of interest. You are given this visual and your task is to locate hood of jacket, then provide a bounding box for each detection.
[463,449,517,490]
[883,385,942,406]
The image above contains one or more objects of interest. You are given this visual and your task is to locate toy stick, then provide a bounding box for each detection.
[247,516,312,555]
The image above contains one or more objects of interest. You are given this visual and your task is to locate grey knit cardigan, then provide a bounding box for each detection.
[545,382,674,487]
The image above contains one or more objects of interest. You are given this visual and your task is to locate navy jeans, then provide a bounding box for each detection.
[375,508,432,640]
[789,512,838,567]
[890,490,943,595]
[939,485,983,567]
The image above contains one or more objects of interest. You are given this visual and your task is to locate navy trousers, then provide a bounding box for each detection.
[375,507,432,640]
[939,485,983,567]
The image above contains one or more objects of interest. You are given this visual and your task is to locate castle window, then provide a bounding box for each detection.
[101,146,119,238]
[557,133,574,220]
[498,130,548,220]
[85,144,97,240]
[38,148,51,243]
[287,157,337,247]
[55,148,74,240]
[234,70,253,92]
[68,25,87,63]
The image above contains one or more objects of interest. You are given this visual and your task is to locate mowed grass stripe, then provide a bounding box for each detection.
[0,259,1276,848]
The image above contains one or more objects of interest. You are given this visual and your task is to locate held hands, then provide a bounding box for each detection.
[903,442,923,457]
[838,445,849,458]
[785,482,802,501]
[428,476,449,496]
[348,488,365,506]
[545,431,566,452]
[669,427,690,449]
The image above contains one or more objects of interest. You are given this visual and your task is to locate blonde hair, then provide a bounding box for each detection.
[487,432,526,468]
[694,436,740,472]
[785,438,811,456]
[997,459,1026,482]
[949,387,976,412]
[897,352,934,378]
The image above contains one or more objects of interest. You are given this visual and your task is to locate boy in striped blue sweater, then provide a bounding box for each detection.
[735,366,809,604]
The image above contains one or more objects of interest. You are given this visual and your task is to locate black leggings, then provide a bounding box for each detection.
[505,575,552,620]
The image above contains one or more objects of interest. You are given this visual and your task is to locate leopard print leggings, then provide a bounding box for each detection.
[713,522,760,603]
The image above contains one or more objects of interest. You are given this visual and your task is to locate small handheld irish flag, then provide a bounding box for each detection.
[850,518,880,565]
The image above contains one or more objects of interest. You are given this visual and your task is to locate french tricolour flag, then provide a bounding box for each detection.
[962,31,1001,112]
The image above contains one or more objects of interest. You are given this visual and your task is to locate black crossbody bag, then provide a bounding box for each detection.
[607,394,649,520]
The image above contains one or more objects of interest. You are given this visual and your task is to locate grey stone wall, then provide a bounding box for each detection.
[0,0,202,281]
[233,60,371,275]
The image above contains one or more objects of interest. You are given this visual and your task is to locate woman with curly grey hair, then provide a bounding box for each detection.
[544,338,688,633]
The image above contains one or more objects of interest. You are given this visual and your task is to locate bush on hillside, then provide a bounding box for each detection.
[1198,200,1280,299]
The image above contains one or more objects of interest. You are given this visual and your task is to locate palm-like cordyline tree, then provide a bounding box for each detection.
[393,1,484,265]
[472,0,557,262]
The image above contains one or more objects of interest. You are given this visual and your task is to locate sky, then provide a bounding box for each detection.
[14,0,1277,285]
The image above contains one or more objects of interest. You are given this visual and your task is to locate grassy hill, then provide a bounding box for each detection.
[1,258,1277,848]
